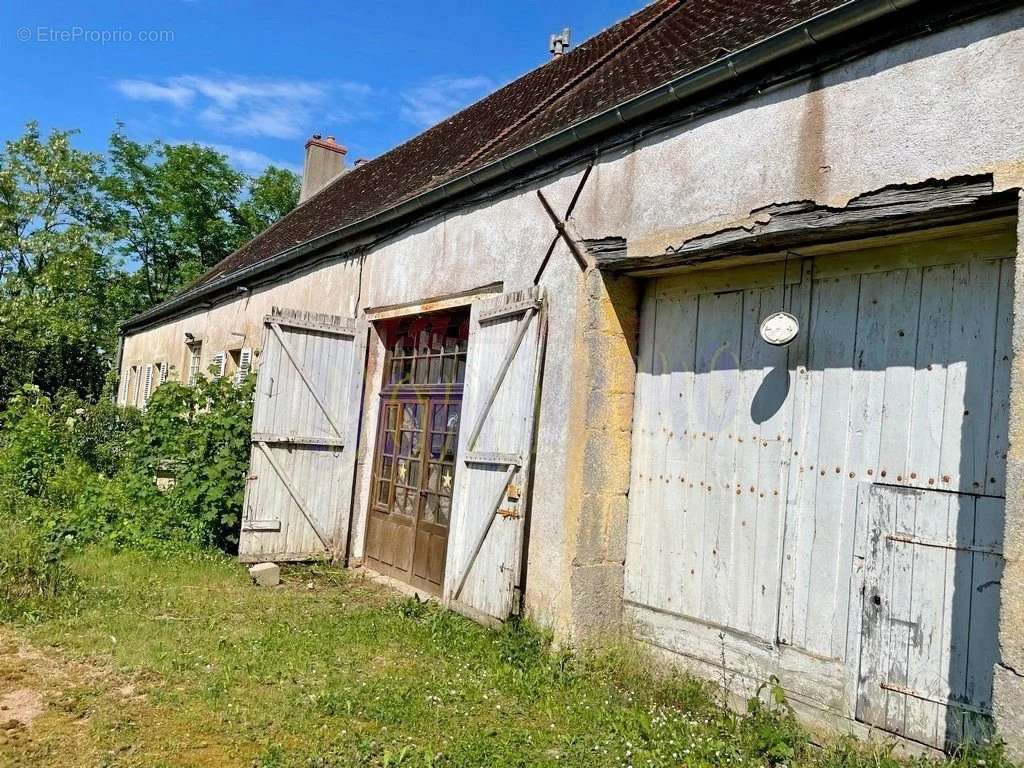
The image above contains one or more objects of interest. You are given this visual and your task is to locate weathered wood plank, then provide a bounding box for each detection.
[251,432,346,448]
[268,306,357,335]
[465,306,537,452]
[239,311,364,563]
[271,321,347,440]
[594,176,1015,273]
[986,259,1014,497]
[257,440,331,548]
[445,288,546,620]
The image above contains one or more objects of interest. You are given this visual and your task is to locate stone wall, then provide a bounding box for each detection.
[565,270,640,642]
[994,191,1024,761]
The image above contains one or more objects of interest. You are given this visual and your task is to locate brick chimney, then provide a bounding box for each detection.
[300,134,347,202]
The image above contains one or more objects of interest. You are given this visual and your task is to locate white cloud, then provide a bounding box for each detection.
[205,143,302,175]
[114,79,194,108]
[400,75,495,129]
[113,74,372,140]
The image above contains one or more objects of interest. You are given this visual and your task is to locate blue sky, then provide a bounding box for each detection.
[1,1,646,175]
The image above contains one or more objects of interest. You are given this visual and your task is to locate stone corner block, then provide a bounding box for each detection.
[248,562,281,587]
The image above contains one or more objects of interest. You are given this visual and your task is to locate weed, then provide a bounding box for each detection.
[496,615,550,673]
[0,549,1016,768]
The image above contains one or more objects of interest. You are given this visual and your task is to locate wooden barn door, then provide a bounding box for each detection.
[239,307,365,563]
[856,484,1003,749]
[624,227,1013,749]
[444,287,547,621]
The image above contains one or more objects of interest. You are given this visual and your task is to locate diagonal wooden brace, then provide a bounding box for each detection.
[533,162,595,284]
[270,322,346,440]
[537,190,594,272]
[453,461,519,601]
[257,441,331,548]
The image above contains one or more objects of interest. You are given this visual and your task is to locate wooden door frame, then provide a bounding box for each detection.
[362,308,471,594]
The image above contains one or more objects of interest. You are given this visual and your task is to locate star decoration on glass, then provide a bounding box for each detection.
[442,469,453,490]
[398,462,407,480]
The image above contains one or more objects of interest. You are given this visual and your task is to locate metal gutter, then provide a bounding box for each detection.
[123,0,922,332]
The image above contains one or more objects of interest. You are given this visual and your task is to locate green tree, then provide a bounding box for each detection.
[234,165,300,245]
[0,123,300,403]
[0,123,121,402]
[0,122,107,288]
[103,133,300,304]
[103,133,247,303]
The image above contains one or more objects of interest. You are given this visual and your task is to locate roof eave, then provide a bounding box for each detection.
[122,0,922,334]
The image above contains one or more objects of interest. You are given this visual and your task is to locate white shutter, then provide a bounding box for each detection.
[132,367,142,406]
[158,361,169,385]
[141,364,154,407]
[234,347,252,385]
[444,287,547,620]
[211,352,226,379]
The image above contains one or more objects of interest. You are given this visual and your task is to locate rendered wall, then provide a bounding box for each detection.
[118,7,1024,747]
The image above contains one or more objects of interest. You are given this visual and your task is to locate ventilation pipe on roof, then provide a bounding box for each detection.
[550,28,571,57]
[300,134,347,203]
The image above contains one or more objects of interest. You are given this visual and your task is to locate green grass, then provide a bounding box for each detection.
[0,548,1014,768]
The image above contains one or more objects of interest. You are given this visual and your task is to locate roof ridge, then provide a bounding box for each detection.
[449,0,684,177]
[130,0,872,327]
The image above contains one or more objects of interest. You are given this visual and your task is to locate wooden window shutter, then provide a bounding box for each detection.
[211,352,226,379]
[234,347,252,385]
[142,364,154,406]
[158,361,169,385]
[125,366,138,405]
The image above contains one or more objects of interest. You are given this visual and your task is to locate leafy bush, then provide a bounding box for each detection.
[120,375,255,550]
[0,374,254,557]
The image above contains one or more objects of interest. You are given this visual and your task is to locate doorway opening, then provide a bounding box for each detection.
[364,308,470,594]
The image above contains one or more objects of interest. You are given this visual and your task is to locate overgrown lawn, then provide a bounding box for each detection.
[0,549,1013,768]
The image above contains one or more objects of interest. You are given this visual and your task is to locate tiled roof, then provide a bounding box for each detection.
[177,0,851,293]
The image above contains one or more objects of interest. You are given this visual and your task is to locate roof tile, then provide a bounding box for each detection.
[183,0,849,293]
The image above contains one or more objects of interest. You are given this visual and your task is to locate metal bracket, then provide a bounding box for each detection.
[880,681,991,717]
[886,532,1003,557]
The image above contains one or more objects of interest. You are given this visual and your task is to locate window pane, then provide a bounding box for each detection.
[422,493,437,524]
[439,464,455,494]
[431,404,446,433]
[376,480,390,506]
[402,404,419,430]
[394,487,409,516]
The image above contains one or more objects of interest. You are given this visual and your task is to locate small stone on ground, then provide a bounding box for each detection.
[248,562,280,587]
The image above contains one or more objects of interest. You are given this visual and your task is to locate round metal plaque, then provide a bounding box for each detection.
[759,311,800,346]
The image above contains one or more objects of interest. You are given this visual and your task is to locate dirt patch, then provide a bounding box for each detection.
[0,688,43,729]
